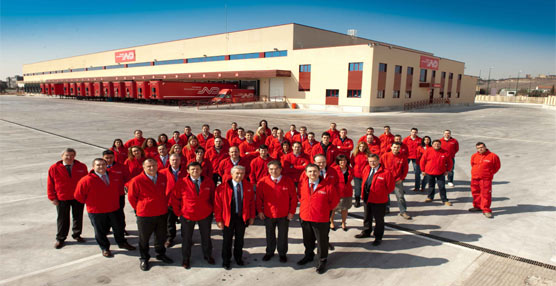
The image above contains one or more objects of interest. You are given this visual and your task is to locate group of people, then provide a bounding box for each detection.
[47,120,501,274]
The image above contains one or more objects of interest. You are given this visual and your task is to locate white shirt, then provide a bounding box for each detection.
[146,173,157,183]
[308,178,320,191]
[270,175,282,183]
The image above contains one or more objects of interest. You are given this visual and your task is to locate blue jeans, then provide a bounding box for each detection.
[446,158,455,183]
[408,159,421,190]
[426,174,448,202]
[353,177,362,200]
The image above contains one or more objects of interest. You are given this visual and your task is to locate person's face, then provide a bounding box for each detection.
[282,144,290,153]
[358,144,365,152]
[293,143,302,154]
[290,125,296,132]
[135,131,143,139]
[231,168,245,182]
[391,144,400,154]
[338,158,348,168]
[476,144,487,154]
[321,135,330,145]
[444,131,451,139]
[213,130,221,138]
[277,129,284,138]
[340,130,347,138]
[300,127,307,135]
[93,160,107,175]
[411,129,418,137]
[433,141,442,150]
[188,165,202,179]
[185,127,191,134]
[229,147,239,159]
[202,126,209,133]
[160,135,167,143]
[195,150,204,161]
[169,156,180,169]
[103,154,115,165]
[132,148,141,158]
[308,134,315,141]
[114,140,122,148]
[173,133,180,140]
[261,121,267,128]
[246,133,253,141]
[384,127,390,134]
[172,145,181,154]
[143,161,157,176]
[190,138,198,146]
[61,152,76,164]
[306,166,319,181]
[368,156,379,168]
[272,129,278,137]
[394,137,402,143]
[268,164,282,178]
[214,138,222,148]
[314,156,327,170]
[147,140,155,147]
[330,123,336,130]
[232,123,238,129]
[367,129,374,135]
[238,129,245,137]
[366,135,373,143]
[259,148,268,158]
[424,138,431,145]
[158,146,168,156]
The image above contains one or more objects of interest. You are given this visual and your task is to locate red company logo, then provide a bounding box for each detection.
[115,50,136,63]
[197,87,220,95]
[420,56,439,70]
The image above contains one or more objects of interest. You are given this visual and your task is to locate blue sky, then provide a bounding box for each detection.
[1,0,554,79]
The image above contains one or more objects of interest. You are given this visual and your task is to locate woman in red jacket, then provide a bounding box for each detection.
[158,133,172,150]
[253,126,268,148]
[258,119,272,136]
[416,136,432,192]
[142,138,158,159]
[274,141,291,161]
[169,144,187,170]
[110,139,128,165]
[350,142,371,207]
[330,155,353,231]
[124,146,146,179]
[182,136,199,163]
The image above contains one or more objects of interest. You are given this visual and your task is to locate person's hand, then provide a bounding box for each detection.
[258,212,265,220]
[248,218,255,225]
[396,180,402,184]
[422,172,427,176]
[51,199,59,206]
[287,213,294,220]
[217,222,224,229]
[444,172,448,176]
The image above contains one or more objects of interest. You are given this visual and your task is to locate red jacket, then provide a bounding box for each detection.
[226,128,239,142]
[273,149,291,161]
[416,146,429,164]
[385,143,408,158]
[154,155,170,170]
[326,129,340,141]
[168,137,186,148]
[380,152,409,181]
[256,176,298,218]
[471,150,501,180]
[359,135,381,155]
[144,147,158,159]
[298,177,339,223]
[206,137,230,151]
[214,179,255,227]
[333,165,354,198]
[299,166,342,192]
[420,148,453,175]
[284,130,299,142]
[124,137,145,149]
[239,141,259,162]
[265,135,276,147]
[292,133,308,143]
[402,136,422,159]
[107,163,130,196]
[302,139,318,156]
[379,133,395,154]
[196,133,214,148]
[361,165,395,203]
[253,134,267,148]
[249,156,274,183]
[332,137,354,157]
[205,147,229,171]
[217,157,251,182]
[182,146,197,163]
[74,171,120,213]
[171,175,215,221]
[268,138,289,158]
[350,152,368,178]
[127,172,168,217]
[311,142,339,164]
[440,137,459,158]
[110,147,128,165]
[159,166,187,206]
[281,152,310,182]
[124,157,145,179]
[231,137,246,147]
[47,160,88,201]
[178,133,193,145]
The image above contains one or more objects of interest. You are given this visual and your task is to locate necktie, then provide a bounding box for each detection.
[363,168,375,201]
[151,176,157,184]
[273,178,278,184]
[102,174,109,185]
[173,171,178,182]
[236,184,243,215]
[310,183,316,194]
[65,165,72,177]
[194,179,200,195]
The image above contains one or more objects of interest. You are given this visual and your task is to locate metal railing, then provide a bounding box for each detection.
[403,98,451,111]
[192,96,289,110]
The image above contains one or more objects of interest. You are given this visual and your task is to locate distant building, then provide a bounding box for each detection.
[536,85,553,92]
[6,76,23,89]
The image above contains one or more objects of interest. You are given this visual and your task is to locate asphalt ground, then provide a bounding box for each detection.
[0,95,555,285]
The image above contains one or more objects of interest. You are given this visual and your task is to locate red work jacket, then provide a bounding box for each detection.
[171,175,215,221]
[256,176,298,218]
[214,179,255,227]
[470,150,501,180]
[127,172,168,217]
[298,177,339,223]
[47,160,88,201]
[74,171,120,213]
[361,165,395,204]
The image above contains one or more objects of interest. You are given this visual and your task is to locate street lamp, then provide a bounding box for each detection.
[486,67,493,95]
[516,70,522,96]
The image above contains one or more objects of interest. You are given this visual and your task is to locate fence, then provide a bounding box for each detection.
[192,96,289,110]
[403,98,450,111]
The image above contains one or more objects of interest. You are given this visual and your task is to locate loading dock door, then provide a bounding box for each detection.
[269,78,284,100]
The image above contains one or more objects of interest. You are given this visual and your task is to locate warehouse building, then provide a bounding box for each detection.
[22,23,476,112]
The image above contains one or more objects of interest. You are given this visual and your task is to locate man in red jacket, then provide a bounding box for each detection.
[249,145,273,184]
[420,140,454,206]
[214,166,255,270]
[281,142,310,185]
[171,161,216,269]
[205,137,229,184]
[231,127,246,147]
[75,158,136,257]
[103,150,130,235]
[226,122,239,142]
[284,124,299,142]
[256,161,297,263]
[239,130,259,162]
[206,129,231,151]
[297,164,339,274]
[292,126,308,143]
[379,126,395,155]
[218,146,251,182]
[127,159,173,271]
[124,130,145,148]
[440,130,459,187]
[470,142,501,218]
[358,127,375,143]
[381,143,411,219]
[179,126,194,144]
[302,132,318,156]
[155,144,170,170]
[332,128,354,158]
[311,132,338,164]
[269,129,288,157]
[47,148,89,249]
[326,122,340,141]
[196,124,213,148]
[402,128,422,191]
[354,154,395,246]
[159,154,187,248]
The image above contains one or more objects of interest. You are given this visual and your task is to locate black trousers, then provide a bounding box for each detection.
[221,213,246,264]
[137,213,168,261]
[301,220,329,261]
[56,199,84,241]
[365,203,387,241]
[118,195,126,229]
[361,200,372,235]
[180,214,213,262]
[167,206,178,240]
[264,217,289,256]
[88,211,126,250]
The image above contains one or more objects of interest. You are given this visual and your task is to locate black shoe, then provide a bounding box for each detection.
[354,200,361,208]
[279,256,287,263]
[262,254,273,261]
[182,259,191,269]
[385,208,390,214]
[235,258,245,266]
[164,239,174,248]
[204,256,216,265]
[328,243,335,251]
[372,240,382,246]
[124,230,130,236]
[140,260,149,271]
[74,236,86,243]
[355,232,371,239]
[118,242,136,251]
[468,207,481,212]
[102,249,113,258]
[297,256,314,265]
[156,254,174,264]
[316,260,327,274]
[223,262,231,270]
[54,240,65,249]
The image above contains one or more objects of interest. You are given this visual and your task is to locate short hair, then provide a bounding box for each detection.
[229,146,239,152]
[143,158,157,166]
[432,139,442,145]
[321,132,331,138]
[308,132,315,136]
[367,127,374,131]
[290,124,296,128]
[202,124,209,129]
[267,160,282,168]
[411,128,418,132]
[246,130,254,135]
[281,141,291,148]
[231,122,238,125]
[330,122,336,126]
[134,129,142,134]
[368,153,379,160]
[187,161,202,169]
[313,154,326,161]
[394,134,402,138]
[335,154,349,165]
[102,150,114,156]
[237,127,245,132]
[231,165,246,174]
[157,144,167,150]
[384,125,390,129]
[444,129,451,133]
[340,128,347,132]
[271,127,279,131]
[169,153,181,160]
[173,130,180,135]
[92,158,106,165]
[195,146,206,153]
[391,142,401,147]
[476,142,486,147]
[259,144,268,150]
[305,163,320,171]
[300,126,307,130]
[62,148,76,155]
[184,125,191,129]
[213,129,221,133]
[292,141,302,147]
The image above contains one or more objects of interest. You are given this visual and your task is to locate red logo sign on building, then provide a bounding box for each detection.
[115,50,136,63]
[420,56,439,70]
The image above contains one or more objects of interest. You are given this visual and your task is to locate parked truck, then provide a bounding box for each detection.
[211,89,256,104]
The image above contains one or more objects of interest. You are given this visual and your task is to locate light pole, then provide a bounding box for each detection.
[486,67,493,95]
[516,70,521,96]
